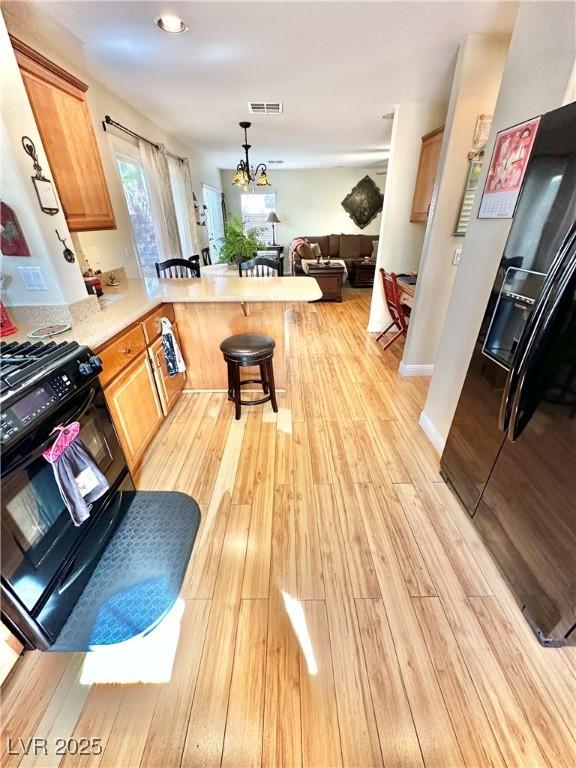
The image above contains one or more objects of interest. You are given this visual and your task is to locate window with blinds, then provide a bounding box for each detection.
[202,184,225,261]
[241,193,276,244]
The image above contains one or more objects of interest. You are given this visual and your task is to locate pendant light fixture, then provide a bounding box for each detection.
[232,122,271,189]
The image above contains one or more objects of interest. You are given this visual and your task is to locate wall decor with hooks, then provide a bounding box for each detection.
[55,229,75,263]
[21,136,59,215]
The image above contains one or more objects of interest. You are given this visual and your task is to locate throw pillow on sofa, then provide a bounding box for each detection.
[307,236,329,259]
[310,243,322,261]
[294,240,314,262]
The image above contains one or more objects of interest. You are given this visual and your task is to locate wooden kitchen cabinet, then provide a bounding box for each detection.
[410,126,444,222]
[149,327,186,415]
[96,304,184,470]
[0,621,23,684]
[11,36,116,232]
[104,353,163,470]
[97,324,148,387]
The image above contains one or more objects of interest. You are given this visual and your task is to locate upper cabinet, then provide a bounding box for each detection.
[11,37,116,232]
[410,126,444,223]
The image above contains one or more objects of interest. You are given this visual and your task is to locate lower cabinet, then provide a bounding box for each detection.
[104,352,164,470]
[148,328,186,415]
[1,621,23,684]
[98,304,186,471]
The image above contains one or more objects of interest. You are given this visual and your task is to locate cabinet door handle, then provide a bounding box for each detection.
[122,347,132,355]
[155,351,162,369]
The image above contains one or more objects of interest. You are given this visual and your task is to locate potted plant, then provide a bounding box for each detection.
[220,214,265,269]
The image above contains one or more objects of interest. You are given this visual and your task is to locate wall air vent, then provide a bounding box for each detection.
[248,102,283,114]
[268,160,284,165]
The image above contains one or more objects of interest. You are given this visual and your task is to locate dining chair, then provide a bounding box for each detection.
[376,268,411,349]
[239,256,282,277]
[155,258,201,278]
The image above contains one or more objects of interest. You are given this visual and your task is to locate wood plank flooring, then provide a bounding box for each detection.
[2,288,575,768]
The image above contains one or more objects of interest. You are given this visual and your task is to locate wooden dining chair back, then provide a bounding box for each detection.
[201,247,212,266]
[155,258,201,279]
[377,268,410,349]
[239,256,282,277]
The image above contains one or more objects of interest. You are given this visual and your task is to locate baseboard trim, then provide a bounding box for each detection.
[419,411,445,455]
[398,362,434,377]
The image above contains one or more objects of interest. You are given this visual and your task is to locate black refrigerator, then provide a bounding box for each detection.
[441,101,576,647]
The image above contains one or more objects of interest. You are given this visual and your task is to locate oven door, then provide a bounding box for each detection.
[1,381,127,616]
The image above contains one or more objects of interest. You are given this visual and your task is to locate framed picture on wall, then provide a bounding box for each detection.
[1,202,30,256]
[478,116,541,219]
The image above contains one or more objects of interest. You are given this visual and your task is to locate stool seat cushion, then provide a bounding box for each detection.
[220,333,275,358]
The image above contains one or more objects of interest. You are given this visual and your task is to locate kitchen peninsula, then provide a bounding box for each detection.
[11,273,321,390]
[150,274,321,389]
[7,274,320,472]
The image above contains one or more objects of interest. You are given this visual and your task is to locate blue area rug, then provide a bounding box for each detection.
[51,491,200,651]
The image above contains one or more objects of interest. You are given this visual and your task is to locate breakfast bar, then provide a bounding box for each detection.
[149,275,321,389]
[6,274,320,471]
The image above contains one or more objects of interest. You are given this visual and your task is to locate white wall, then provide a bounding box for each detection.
[368,102,446,332]
[222,167,385,247]
[0,14,86,306]
[422,0,576,451]
[2,4,222,279]
[401,34,509,373]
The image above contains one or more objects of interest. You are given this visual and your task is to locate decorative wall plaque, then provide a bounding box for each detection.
[21,136,59,215]
[341,175,383,229]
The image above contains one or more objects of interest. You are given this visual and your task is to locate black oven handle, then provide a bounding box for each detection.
[2,386,98,477]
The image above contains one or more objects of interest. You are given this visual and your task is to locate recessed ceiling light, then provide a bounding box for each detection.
[155,14,187,33]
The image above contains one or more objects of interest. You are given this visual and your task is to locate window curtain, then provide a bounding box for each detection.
[152,143,183,259]
[168,156,195,258]
[181,158,205,254]
[138,141,171,261]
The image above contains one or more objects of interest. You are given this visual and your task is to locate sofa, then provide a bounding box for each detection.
[291,234,378,275]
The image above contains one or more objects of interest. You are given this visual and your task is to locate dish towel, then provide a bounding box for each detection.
[43,423,109,526]
[161,317,186,377]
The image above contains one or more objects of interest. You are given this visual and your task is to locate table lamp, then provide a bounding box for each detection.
[266,211,281,246]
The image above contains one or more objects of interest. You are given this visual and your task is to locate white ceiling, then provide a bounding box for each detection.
[8,1,518,169]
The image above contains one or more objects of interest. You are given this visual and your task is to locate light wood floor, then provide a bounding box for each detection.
[2,289,575,768]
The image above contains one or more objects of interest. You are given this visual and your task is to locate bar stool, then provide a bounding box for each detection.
[220,333,279,420]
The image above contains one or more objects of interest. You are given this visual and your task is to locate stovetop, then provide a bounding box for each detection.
[0,339,81,395]
[0,340,103,448]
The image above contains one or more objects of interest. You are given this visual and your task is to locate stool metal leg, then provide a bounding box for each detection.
[227,361,234,401]
[233,363,242,420]
[260,362,269,394]
[266,358,278,413]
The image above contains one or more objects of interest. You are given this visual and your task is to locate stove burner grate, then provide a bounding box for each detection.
[0,340,80,392]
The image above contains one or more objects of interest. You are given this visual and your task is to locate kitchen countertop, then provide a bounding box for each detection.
[7,274,322,351]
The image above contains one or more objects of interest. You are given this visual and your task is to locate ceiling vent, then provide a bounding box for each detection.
[268,160,284,165]
[248,101,283,115]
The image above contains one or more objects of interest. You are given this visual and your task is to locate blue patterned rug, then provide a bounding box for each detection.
[51,491,200,651]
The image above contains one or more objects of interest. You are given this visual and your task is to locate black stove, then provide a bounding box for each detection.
[0,339,102,447]
[1,337,132,651]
